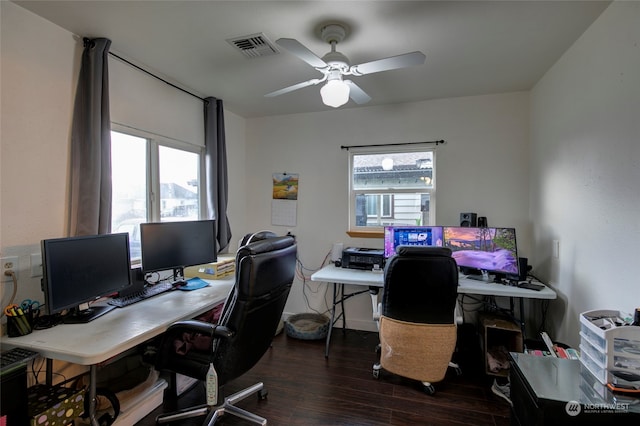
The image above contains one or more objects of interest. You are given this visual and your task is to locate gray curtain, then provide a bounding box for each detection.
[68,38,112,236]
[204,97,232,251]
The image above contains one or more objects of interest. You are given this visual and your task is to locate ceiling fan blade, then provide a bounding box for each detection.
[351,51,426,75]
[345,80,371,105]
[265,78,323,98]
[276,38,328,69]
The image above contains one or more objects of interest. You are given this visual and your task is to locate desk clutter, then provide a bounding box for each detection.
[580,309,640,392]
[4,299,41,337]
[27,384,84,426]
[184,256,235,279]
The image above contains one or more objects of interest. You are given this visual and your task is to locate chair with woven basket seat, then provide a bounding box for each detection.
[373,245,461,394]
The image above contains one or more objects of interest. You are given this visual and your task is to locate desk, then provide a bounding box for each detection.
[310,264,557,357]
[510,353,639,425]
[310,266,384,357]
[1,278,234,426]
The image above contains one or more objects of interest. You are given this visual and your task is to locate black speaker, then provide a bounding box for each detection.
[518,257,529,281]
[460,212,477,227]
[508,257,529,281]
[477,216,488,228]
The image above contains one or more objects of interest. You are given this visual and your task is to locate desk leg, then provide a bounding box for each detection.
[87,364,99,426]
[369,289,380,331]
[325,283,337,358]
[339,284,346,331]
[46,359,53,385]
[519,298,526,343]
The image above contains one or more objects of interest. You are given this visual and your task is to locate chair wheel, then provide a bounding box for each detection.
[258,389,268,400]
[422,384,435,395]
[373,363,381,379]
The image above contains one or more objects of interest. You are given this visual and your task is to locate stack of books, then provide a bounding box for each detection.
[524,332,580,359]
[184,257,235,280]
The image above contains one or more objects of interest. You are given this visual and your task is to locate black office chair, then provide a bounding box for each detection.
[153,233,297,425]
[373,246,461,395]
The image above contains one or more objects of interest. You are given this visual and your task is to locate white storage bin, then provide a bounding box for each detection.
[579,347,607,384]
[579,333,606,365]
[579,309,640,384]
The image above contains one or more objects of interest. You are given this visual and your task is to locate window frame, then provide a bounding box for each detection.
[347,147,436,237]
[110,125,207,223]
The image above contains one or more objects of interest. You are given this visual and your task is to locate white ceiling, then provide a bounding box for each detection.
[13,1,611,118]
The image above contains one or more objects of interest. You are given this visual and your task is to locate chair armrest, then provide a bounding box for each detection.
[165,320,234,340]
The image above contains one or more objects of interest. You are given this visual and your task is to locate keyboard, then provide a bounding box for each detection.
[1,347,39,375]
[108,282,175,308]
[517,281,545,291]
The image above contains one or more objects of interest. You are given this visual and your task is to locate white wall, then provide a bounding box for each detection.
[530,1,640,347]
[0,2,247,314]
[246,93,531,330]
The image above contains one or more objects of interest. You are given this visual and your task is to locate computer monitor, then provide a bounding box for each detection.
[140,219,217,281]
[443,226,519,282]
[383,226,444,258]
[41,233,132,323]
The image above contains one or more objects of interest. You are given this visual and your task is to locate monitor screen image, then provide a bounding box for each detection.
[140,219,217,276]
[384,226,444,258]
[41,232,132,323]
[443,226,519,278]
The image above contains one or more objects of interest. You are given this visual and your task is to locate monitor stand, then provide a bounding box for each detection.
[466,273,489,282]
[62,305,116,324]
[460,267,490,282]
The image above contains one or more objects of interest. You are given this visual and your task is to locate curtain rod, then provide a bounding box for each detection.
[340,140,446,150]
[108,51,206,103]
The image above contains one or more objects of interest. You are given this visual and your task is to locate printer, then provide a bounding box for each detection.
[340,247,385,270]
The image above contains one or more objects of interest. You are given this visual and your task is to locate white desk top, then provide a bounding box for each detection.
[311,264,384,287]
[310,264,556,300]
[1,278,234,365]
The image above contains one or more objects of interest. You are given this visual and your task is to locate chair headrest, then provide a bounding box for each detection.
[239,230,278,247]
[237,235,295,258]
[395,246,452,258]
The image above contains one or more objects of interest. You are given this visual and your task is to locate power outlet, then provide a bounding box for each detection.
[1,256,19,283]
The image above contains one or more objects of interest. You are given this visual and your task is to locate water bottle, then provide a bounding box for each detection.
[206,362,218,406]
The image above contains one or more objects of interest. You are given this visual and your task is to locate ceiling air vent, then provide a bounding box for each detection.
[227,33,279,58]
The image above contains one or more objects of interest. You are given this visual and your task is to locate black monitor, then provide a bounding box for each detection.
[383,225,444,258]
[443,226,519,282]
[140,219,217,281]
[41,233,132,323]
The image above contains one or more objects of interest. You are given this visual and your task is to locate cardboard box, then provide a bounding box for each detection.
[184,257,235,280]
[28,384,84,426]
[481,313,523,377]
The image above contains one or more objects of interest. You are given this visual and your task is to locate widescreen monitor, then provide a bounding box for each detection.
[41,233,132,323]
[140,219,217,279]
[443,226,519,281]
[383,226,444,258]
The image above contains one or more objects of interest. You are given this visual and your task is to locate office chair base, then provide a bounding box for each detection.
[373,362,462,395]
[156,382,268,425]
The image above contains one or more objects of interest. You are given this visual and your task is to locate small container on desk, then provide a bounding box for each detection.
[579,309,640,385]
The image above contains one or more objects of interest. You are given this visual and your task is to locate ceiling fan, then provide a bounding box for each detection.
[265,23,426,108]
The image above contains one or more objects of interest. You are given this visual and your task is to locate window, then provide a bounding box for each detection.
[349,150,435,235]
[111,130,204,259]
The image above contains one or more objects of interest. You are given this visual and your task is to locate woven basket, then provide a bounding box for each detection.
[285,313,330,340]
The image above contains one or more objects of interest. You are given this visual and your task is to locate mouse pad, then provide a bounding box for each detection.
[180,277,210,291]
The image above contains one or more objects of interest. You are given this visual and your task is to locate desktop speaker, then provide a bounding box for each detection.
[477,216,488,228]
[330,243,344,263]
[460,213,477,227]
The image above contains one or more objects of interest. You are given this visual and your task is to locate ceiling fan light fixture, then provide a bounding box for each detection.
[320,79,350,108]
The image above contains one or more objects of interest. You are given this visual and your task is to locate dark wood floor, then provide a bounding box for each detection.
[135,328,511,425]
